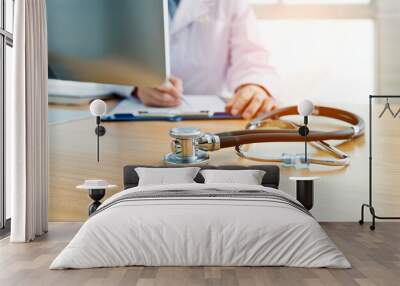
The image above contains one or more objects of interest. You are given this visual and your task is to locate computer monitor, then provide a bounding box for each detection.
[47,0,170,89]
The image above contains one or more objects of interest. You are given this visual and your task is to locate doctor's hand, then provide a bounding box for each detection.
[136,76,184,107]
[225,85,277,119]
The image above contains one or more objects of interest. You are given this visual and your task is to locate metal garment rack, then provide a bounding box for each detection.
[359,95,400,230]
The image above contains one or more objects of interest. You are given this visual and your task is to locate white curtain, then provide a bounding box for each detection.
[8,0,48,242]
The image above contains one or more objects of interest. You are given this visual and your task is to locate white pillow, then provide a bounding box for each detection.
[200,169,266,185]
[135,167,200,186]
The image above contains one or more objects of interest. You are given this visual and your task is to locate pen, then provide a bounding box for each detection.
[180,95,191,106]
[161,80,189,106]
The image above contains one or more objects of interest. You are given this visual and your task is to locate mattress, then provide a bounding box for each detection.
[50,183,350,269]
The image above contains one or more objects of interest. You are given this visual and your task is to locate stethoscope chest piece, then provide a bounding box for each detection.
[164,127,210,165]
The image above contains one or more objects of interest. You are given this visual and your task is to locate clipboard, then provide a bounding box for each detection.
[103,95,240,121]
[101,112,242,122]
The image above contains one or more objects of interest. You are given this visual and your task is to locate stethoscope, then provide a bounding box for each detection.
[164,103,365,167]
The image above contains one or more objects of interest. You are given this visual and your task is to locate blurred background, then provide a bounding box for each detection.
[1,0,400,222]
[250,0,398,105]
[4,1,400,108]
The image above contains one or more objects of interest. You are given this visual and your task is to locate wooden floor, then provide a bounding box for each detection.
[0,222,399,286]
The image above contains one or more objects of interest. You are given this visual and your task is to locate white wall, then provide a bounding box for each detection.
[377,0,400,94]
[257,19,375,105]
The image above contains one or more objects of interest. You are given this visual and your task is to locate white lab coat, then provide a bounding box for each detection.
[169,0,278,96]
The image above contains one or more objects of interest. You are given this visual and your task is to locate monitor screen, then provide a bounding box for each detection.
[47,0,170,87]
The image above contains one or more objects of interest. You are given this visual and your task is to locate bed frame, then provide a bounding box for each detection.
[123,165,280,190]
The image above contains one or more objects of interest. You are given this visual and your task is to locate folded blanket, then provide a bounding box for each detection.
[92,188,312,218]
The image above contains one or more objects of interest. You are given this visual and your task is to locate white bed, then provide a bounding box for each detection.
[50,183,350,269]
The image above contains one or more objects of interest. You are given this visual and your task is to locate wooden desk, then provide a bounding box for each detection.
[48,103,399,222]
[49,118,259,220]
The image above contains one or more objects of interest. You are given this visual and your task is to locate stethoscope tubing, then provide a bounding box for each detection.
[235,145,351,167]
[217,105,364,166]
[216,129,355,149]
